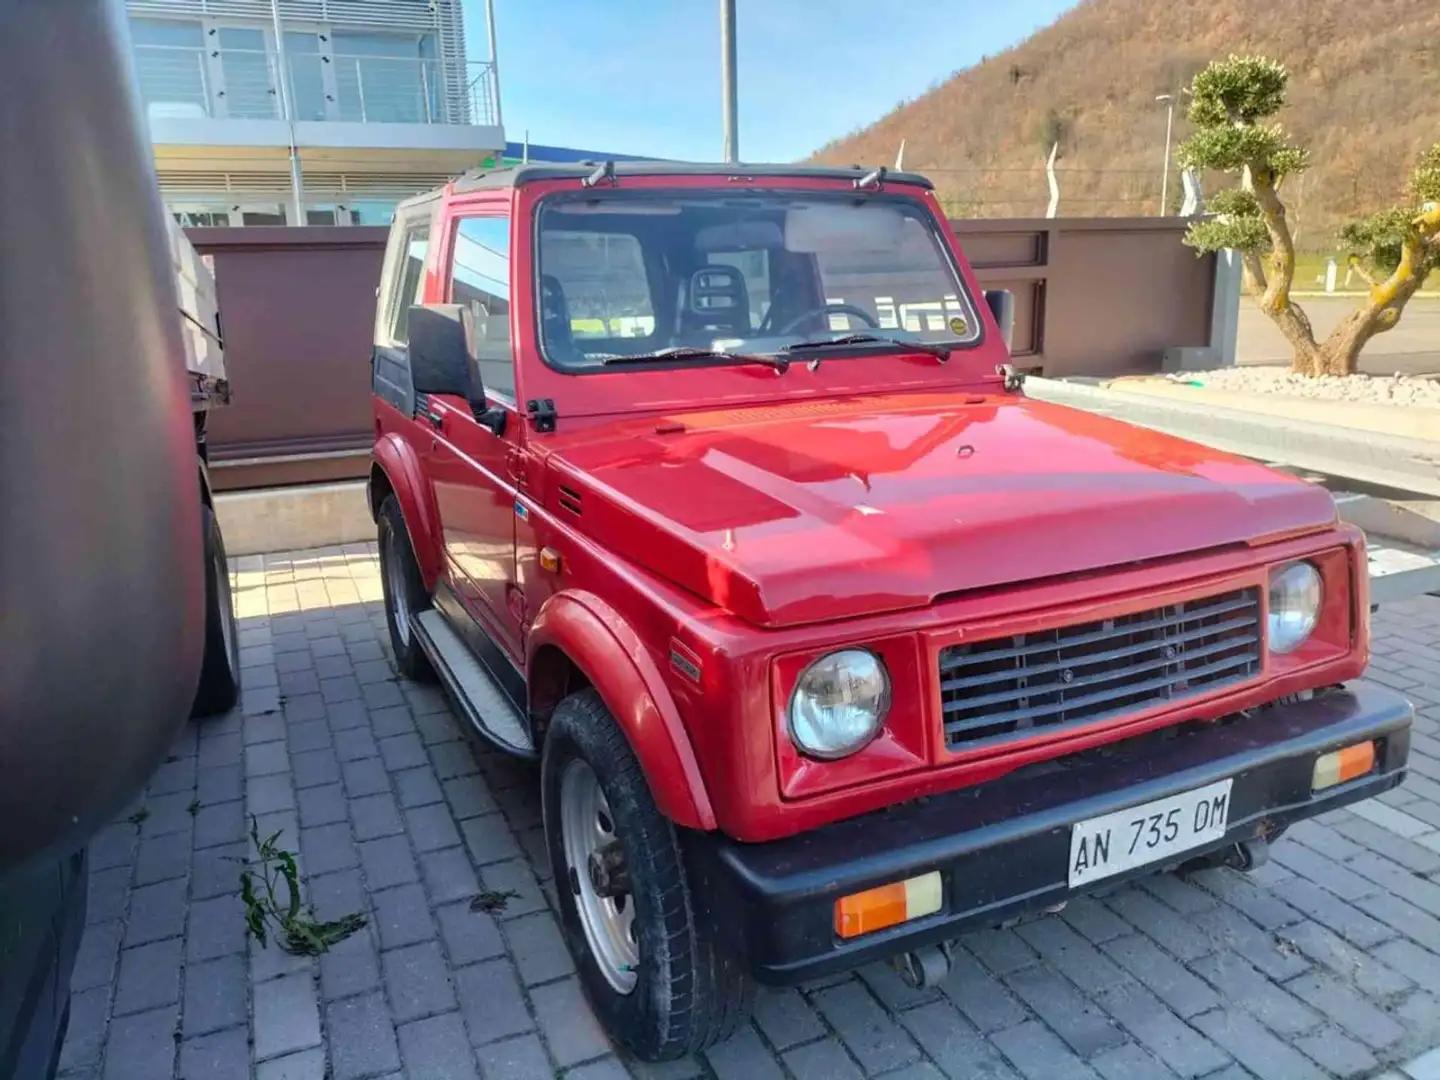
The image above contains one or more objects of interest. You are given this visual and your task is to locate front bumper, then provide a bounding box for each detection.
[691,682,1412,985]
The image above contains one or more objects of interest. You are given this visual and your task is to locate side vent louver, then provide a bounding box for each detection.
[557,485,583,516]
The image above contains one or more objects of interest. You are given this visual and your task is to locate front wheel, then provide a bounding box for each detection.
[542,689,751,1061]
[378,494,435,683]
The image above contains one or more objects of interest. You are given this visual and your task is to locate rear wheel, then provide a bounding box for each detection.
[190,504,240,718]
[542,689,751,1061]
[378,494,436,683]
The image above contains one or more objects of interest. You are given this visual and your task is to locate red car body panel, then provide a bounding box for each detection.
[539,392,1339,629]
[369,168,1375,844]
[371,426,445,587]
[528,589,717,830]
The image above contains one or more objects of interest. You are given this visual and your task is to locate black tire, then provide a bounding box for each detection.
[542,689,751,1061]
[378,494,436,683]
[190,504,241,718]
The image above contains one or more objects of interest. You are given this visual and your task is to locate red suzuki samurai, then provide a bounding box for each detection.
[368,161,1413,1061]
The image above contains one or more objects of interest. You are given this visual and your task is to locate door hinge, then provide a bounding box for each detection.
[526,398,557,433]
[505,447,526,485]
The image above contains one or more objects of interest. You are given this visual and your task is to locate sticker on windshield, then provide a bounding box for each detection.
[949,316,968,336]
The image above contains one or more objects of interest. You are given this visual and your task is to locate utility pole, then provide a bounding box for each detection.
[1156,93,1175,216]
[720,0,738,163]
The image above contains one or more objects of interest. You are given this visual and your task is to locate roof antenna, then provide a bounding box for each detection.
[581,160,616,188]
[894,139,906,171]
[854,166,887,191]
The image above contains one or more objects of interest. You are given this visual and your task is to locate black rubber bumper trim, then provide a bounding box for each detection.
[691,682,1413,985]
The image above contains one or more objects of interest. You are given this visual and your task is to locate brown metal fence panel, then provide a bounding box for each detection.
[188,226,388,491]
[195,219,1216,491]
[954,218,1216,379]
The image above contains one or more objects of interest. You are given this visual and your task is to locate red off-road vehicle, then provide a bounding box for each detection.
[367,161,1413,1061]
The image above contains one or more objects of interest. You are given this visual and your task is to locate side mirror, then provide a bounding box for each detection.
[407,304,506,435]
[984,289,1015,351]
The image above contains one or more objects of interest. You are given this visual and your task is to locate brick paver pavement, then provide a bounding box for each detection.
[57,546,1440,1080]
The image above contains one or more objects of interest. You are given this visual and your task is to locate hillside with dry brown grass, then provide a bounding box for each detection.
[810,0,1440,245]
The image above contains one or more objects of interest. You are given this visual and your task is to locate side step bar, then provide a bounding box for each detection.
[412,610,535,758]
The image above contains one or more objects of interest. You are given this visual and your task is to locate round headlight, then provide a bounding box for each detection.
[788,649,891,760]
[1268,561,1322,654]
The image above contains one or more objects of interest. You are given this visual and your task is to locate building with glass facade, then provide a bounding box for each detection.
[125,0,505,226]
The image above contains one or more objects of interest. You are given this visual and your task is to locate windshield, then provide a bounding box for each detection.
[534,190,979,371]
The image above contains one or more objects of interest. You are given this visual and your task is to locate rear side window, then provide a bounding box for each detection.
[386,223,430,345]
[449,215,515,398]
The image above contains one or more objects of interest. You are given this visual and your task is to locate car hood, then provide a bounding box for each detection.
[544,393,1337,628]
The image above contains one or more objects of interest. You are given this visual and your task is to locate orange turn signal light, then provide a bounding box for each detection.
[834,872,943,940]
[1312,741,1376,792]
[539,547,562,573]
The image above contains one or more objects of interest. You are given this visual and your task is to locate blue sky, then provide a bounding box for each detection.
[462,0,1076,162]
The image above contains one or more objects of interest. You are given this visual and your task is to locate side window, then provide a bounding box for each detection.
[449,215,515,399]
[707,249,771,330]
[386,224,430,346]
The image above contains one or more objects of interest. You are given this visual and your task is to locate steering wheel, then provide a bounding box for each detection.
[777,302,880,336]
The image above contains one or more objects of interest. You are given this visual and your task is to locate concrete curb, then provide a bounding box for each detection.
[214,480,372,556]
[1024,376,1440,498]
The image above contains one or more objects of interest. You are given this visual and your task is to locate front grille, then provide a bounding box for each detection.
[938,587,1262,749]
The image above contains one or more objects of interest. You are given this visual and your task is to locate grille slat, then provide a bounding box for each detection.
[941,632,1260,713]
[939,587,1263,750]
[938,593,1258,671]
[938,614,1258,692]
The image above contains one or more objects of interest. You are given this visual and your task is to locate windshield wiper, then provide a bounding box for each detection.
[780,333,951,365]
[598,346,790,373]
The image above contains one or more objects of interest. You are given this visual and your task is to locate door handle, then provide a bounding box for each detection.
[505,448,525,484]
[424,407,444,431]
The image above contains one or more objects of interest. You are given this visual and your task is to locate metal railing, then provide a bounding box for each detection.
[133,43,498,127]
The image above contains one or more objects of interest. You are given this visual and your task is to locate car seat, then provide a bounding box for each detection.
[678,265,750,339]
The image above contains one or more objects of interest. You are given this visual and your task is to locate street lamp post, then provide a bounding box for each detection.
[720,0,738,163]
[1156,93,1176,216]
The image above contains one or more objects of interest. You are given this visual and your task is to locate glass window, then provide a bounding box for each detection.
[535,191,977,372]
[387,225,430,345]
[217,26,277,119]
[239,207,286,226]
[285,32,329,121]
[130,18,209,119]
[450,217,514,398]
[331,31,438,123]
[538,230,656,343]
[351,201,398,226]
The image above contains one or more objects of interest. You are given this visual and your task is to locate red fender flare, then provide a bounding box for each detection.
[370,433,443,589]
[529,591,716,831]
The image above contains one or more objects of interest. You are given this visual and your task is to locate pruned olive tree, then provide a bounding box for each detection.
[1179,54,1440,376]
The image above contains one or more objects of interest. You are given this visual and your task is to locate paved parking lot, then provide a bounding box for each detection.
[58,546,1440,1080]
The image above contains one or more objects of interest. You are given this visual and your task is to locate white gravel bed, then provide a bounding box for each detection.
[1166,368,1440,407]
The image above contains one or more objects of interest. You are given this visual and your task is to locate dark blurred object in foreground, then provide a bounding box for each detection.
[0,0,209,1074]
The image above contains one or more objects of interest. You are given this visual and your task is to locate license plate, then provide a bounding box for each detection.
[1067,779,1232,888]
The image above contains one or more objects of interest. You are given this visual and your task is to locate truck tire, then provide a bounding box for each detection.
[378,494,436,683]
[542,689,751,1061]
[190,504,240,718]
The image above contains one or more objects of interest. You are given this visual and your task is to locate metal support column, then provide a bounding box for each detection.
[485,0,504,133]
[269,0,305,225]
